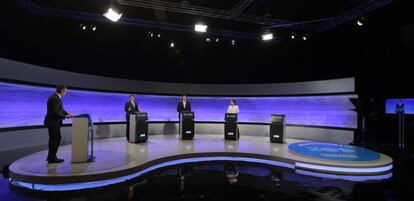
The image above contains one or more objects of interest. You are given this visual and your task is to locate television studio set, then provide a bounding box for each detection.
[0,0,413,201]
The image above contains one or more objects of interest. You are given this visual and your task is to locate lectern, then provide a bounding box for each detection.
[129,112,149,143]
[71,114,94,163]
[270,114,286,143]
[224,113,239,140]
[396,103,405,149]
[180,111,194,140]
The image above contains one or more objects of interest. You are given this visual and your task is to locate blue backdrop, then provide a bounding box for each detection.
[0,82,357,128]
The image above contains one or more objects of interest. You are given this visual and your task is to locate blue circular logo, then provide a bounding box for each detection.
[288,142,380,162]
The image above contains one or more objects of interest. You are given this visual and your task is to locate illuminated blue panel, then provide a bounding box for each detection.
[385,99,414,114]
[0,82,357,128]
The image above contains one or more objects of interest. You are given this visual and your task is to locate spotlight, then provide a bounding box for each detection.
[194,24,207,32]
[92,26,97,31]
[357,17,365,26]
[302,36,307,41]
[103,8,122,22]
[231,40,235,45]
[80,24,87,31]
[215,38,219,42]
[291,34,295,39]
[262,33,273,41]
[206,38,211,42]
[157,33,161,38]
[170,42,175,48]
[148,31,154,37]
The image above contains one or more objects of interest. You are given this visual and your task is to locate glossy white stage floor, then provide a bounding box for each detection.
[9,135,393,191]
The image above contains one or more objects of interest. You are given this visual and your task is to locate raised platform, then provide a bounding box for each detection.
[9,135,393,191]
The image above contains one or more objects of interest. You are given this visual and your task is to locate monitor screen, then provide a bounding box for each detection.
[386,99,414,114]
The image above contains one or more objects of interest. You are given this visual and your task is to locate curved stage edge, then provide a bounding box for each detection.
[9,135,393,192]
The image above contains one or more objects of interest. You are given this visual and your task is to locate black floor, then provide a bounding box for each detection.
[1,147,413,201]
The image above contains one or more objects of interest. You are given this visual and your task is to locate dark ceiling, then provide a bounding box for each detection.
[0,0,409,85]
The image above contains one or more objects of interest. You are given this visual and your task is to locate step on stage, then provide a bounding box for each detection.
[9,135,393,191]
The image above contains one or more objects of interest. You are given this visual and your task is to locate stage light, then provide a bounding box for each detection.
[103,8,122,22]
[215,38,219,42]
[302,36,307,41]
[92,26,97,31]
[194,24,207,32]
[157,33,161,38]
[357,17,365,26]
[262,33,273,41]
[148,31,154,37]
[170,42,175,48]
[231,40,235,45]
[80,24,87,31]
[206,38,211,42]
[291,35,295,39]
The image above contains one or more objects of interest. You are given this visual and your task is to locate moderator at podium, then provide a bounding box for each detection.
[43,85,74,163]
[125,95,141,141]
[176,95,191,118]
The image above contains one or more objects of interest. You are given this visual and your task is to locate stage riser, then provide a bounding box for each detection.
[0,123,353,168]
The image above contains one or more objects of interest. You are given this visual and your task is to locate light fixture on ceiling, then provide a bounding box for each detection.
[194,24,208,32]
[103,8,122,22]
[357,17,365,26]
[262,33,273,41]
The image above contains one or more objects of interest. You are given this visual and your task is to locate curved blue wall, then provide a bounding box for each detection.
[0,82,357,129]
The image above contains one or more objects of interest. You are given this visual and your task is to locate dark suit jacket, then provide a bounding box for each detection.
[125,101,140,119]
[177,101,191,113]
[44,93,68,127]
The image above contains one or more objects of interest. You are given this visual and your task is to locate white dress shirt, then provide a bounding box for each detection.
[227,105,239,114]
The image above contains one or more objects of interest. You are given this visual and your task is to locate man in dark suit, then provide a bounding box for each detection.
[44,85,74,163]
[125,95,140,141]
[176,95,191,118]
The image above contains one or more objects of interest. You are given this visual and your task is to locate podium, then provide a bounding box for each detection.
[180,111,194,140]
[129,112,149,143]
[71,114,94,163]
[270,114,286,143]
[224,113,239,140]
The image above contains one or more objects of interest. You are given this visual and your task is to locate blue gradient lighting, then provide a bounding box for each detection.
[0,82,357,128]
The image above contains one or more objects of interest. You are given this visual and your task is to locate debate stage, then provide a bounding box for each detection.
[9,134,393,191]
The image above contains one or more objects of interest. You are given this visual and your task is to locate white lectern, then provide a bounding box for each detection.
[71,114,94,163]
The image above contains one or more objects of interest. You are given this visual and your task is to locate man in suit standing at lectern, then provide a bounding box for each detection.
[177,95,191,135]
[44,85,74,163]
[125,95,140,141]
[176,95,191,119]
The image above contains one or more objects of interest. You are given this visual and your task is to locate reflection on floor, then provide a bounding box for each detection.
[1,149,413,201]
